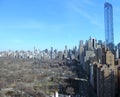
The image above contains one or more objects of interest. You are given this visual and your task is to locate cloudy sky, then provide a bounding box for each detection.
[0,0,120,50]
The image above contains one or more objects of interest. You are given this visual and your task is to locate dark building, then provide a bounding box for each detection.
[97,64,115,97]
[117,66,120,96]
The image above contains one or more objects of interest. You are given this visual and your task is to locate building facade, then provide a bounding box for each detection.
[97,64,115,97]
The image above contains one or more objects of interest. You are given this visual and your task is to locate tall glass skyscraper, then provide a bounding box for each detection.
[104,2,114,45]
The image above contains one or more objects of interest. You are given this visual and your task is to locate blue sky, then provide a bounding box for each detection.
[0,0,120,50]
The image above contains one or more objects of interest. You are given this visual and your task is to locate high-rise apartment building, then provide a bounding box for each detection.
[104,2,114,46]
[106,50,114,66]
[87,37,97,50]
[97,64,115,97]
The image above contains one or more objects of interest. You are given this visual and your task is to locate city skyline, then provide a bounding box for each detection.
[0,0,120,50]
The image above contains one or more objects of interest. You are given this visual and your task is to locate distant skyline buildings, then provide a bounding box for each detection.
[0,1,120,50]
[104,2,114,45]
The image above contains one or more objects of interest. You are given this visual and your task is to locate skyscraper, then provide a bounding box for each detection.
[104,2,114,46]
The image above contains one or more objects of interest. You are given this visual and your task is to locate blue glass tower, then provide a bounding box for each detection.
[104,2,114,45]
